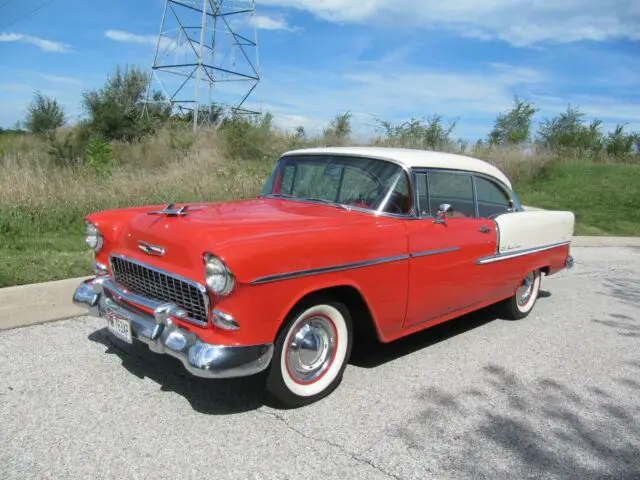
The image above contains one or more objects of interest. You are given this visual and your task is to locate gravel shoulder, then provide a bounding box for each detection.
[1,246,639,479]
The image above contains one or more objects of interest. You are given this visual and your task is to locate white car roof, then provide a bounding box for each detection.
[281,146,513,189]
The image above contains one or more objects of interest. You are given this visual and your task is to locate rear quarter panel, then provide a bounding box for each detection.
[479,210,575,301]
[495,210,575,253]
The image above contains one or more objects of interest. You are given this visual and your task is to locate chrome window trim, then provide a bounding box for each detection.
[475,241,570,264]
[108,253,210,327]
[250,247,460,285]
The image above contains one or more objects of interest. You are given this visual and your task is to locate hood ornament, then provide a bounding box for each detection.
[137,241,166,256]
[148,203,204,217]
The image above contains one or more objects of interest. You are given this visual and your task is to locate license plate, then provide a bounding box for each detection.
[106,308,133,344]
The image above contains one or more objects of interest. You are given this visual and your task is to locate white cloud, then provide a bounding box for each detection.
[238,61,546,139]
[39,74,82,85]
[258,0,640,46]
[104,29,158,46]
[239,57,640,140]
[249,14,299,32]
[105,29,199,57]
[0,83,32,92]
[0,33,70,53]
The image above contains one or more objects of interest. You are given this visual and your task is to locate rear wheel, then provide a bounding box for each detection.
[498,269,542,320]
[265,297,353,408]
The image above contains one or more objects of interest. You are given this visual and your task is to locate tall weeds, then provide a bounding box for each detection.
[0,119,616,237]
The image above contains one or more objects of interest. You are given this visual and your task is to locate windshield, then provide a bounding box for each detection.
[260,155,412,215]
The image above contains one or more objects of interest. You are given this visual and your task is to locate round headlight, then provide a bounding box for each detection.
[85,221,103,252]
[203,254,234,295]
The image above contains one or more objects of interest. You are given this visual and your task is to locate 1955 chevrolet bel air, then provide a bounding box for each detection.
[73,146,575,407]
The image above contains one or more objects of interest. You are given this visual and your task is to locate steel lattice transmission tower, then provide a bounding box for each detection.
[144,0,261,129]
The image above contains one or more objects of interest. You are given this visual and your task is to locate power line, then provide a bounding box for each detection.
[0,0,18,10]
[0,0,58,30]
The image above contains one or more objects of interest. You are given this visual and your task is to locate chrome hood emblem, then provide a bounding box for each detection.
[137,241,166,256]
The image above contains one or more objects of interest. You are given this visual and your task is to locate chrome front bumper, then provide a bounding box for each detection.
[73,277,273,379]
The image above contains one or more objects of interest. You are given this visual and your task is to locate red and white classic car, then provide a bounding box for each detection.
[74,147,575,407]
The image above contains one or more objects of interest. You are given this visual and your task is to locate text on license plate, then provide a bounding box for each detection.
[106,309,133,344]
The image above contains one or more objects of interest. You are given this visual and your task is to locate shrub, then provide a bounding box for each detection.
[488,96,538,146]
[84,138,114,174]
[24,91,66,135]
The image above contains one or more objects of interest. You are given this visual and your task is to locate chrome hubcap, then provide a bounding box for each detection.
[517,272,536,306]
[286,316,336,383]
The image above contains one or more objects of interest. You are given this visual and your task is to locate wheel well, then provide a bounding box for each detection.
[285,285,379,344]
[540,266,550,276]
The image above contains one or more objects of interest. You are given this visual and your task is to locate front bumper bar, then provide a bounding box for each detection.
[73,277,273,379]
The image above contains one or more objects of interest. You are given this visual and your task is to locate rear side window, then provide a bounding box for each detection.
[475,177,511,218]
[427,171,476,218]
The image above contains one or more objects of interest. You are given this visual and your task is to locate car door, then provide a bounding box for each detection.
[403,169,498,328]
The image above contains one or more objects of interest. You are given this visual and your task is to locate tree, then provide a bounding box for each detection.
[604,124,638,158]
[81,65,169,141]
[536,104,603,153]
[488,96,538,146]
[323,111,353,145]
[374,115,457,150]
[24,91,66,135]
[294,126,306,139]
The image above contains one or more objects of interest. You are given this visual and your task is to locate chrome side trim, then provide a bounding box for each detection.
[73,277,273,379]
[250,254,410,285]
[251,247,460,285]
[108,253,210,327]
[476,241,571,264]
[410,247,460,258]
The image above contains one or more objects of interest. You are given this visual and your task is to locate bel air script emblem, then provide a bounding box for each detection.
[137,241,166,256]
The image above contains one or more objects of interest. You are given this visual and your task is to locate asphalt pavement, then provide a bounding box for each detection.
[1,245,639,479]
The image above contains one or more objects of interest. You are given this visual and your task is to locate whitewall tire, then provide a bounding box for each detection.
[499,269,542,320]
[266,297,353,408]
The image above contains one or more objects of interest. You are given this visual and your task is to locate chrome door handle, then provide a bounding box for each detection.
[479,227,491,234]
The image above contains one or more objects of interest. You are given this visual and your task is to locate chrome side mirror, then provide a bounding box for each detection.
[434,203,453,224]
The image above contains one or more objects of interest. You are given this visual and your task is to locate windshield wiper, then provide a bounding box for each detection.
[299,197,350,210]
[264,193,297,198]
[265,193,350,210]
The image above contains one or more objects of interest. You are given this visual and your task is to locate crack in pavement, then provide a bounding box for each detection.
[256,409,403,480]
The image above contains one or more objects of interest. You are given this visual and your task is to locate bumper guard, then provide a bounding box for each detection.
[73,277,273,379]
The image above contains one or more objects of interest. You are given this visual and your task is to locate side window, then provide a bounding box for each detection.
[475,176,511,218]
[427,171,476,218]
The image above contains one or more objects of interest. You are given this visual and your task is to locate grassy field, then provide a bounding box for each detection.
[515,162,640,236]
[1,126,639,288]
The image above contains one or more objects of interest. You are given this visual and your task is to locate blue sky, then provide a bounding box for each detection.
[1,0,639,141]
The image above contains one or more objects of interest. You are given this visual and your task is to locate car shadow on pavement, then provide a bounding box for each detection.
[391,360,640,479]
[349,294,552,369]
[88,328,267,415]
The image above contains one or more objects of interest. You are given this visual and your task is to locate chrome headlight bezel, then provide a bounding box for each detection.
[203,253,235,296]
[84,220,103,253]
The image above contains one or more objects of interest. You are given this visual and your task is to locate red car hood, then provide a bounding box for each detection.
[109,198,377,279]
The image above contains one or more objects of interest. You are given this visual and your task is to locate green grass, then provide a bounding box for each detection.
[515,161,640,236]
[0,233,93,287]
[1,160,639,288]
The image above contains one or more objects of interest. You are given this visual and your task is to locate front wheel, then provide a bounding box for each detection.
[265,298,353,408]
[498,268,542,320]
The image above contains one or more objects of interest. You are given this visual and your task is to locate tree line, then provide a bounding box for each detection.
[5,64,640,160]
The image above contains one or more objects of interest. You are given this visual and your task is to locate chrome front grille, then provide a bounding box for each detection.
[109,255,209,326]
